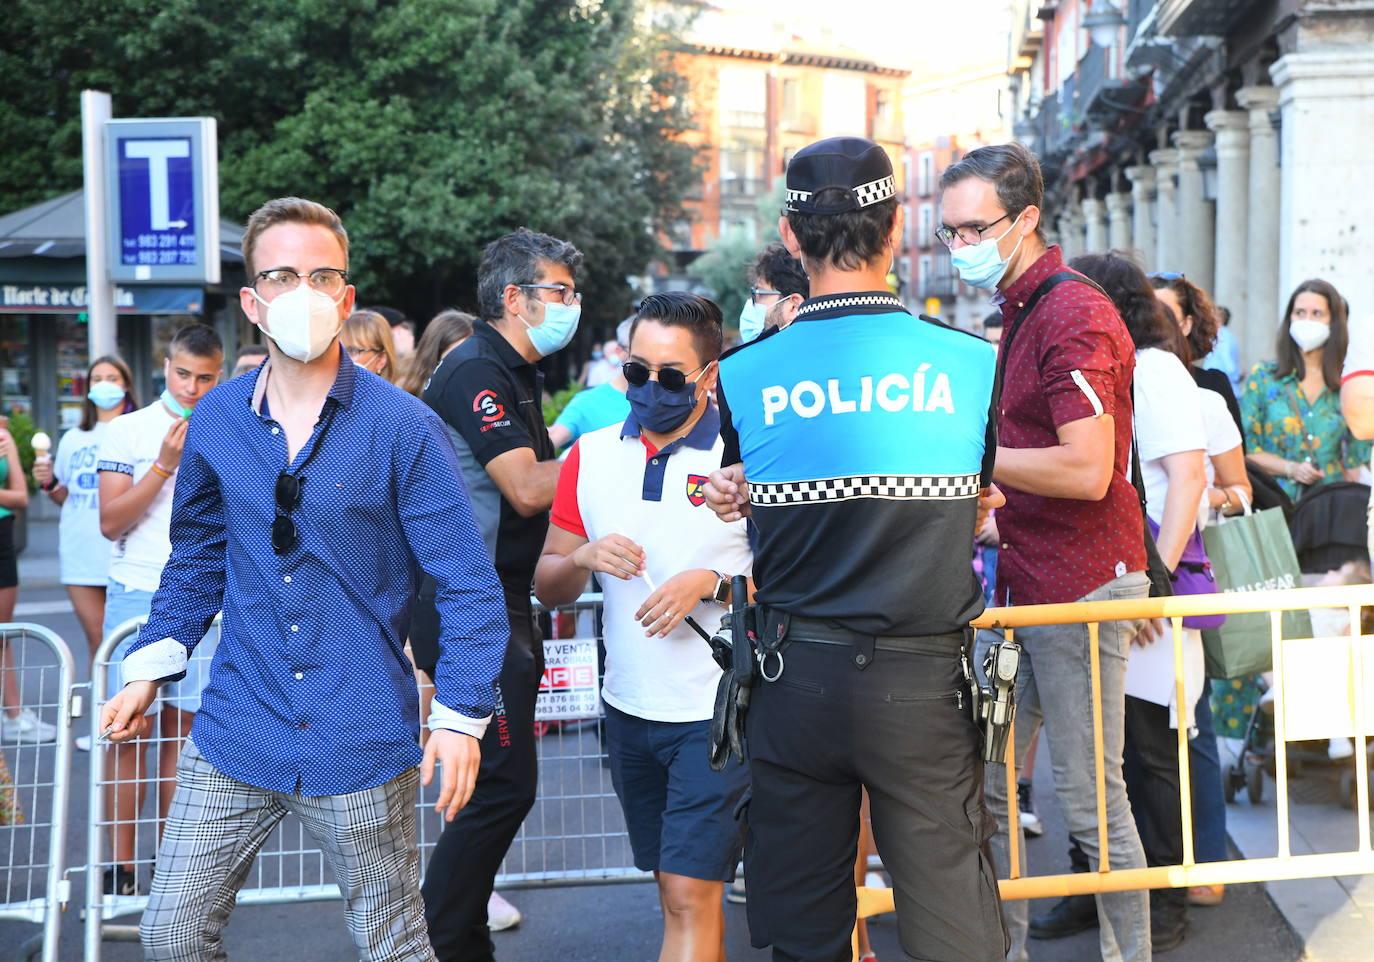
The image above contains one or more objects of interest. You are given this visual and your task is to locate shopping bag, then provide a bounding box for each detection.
[1200,506,1312,678]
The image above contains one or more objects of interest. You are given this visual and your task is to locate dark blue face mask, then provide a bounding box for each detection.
[626,377,700,433]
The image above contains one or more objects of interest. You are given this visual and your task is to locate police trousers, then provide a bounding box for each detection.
[742,627,1008,962]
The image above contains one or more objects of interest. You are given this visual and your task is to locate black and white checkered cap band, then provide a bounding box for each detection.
[786,174,896,211]
[795,293,905,318]
[751,473,982,505]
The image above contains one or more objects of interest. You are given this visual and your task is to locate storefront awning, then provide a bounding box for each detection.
[0,283,203,315]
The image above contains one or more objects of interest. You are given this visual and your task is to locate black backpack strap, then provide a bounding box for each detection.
[981,271,1109,487]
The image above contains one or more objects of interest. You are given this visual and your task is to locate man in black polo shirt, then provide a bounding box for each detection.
[419,227,582,960]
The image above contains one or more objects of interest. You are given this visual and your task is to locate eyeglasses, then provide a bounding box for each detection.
[935,212,1014,249]
[344,345,383,358]
[518,284,582,307]
[253,268,349,298]
[750,287,781,305]
[622,360,708,393]
[272,472,304,554]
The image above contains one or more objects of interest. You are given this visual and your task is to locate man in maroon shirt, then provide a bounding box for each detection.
[939,143,1153,962]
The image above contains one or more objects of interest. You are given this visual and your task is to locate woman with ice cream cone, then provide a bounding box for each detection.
[33,356,138,669]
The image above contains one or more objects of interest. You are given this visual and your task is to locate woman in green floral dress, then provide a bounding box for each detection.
[1218,279,1371,739]
[1240,278,1370,501]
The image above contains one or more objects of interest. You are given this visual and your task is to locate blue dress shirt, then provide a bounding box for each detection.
[122,348,508,796]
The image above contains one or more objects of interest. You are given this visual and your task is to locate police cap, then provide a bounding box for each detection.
[784,137,896,215]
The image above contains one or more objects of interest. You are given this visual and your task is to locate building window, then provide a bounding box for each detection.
[919,203,934,247]
[718,66,766,130]
[918,152,934,197]
[918,255,932,294]
[782,78,801,129]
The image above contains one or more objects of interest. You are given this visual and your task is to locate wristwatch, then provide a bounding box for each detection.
[708,570,731,605]
[39,477,58,493]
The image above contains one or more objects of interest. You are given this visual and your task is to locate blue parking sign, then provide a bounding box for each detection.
[105,119,219,284]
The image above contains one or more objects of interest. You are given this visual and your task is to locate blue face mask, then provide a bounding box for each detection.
[88,381,126,410]
[627,374,703,434]
[949,210,1026,291]
[738,299,768,343]
[160,388,191,419]
[520,300,581,357]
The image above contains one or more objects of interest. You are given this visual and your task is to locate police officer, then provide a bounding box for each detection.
[704,137,1008,962]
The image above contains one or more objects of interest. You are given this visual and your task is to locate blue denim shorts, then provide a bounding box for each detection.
[604,703,749,881]
[104,579,219,715]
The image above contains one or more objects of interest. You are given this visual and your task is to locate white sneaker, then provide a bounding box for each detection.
[2,707,56,744]
[487,891,521,932]
[726,874,747,904]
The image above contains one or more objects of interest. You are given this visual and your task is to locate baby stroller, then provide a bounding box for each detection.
[1224,479,1372,808]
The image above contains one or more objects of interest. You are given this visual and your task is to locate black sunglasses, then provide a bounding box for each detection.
[270,406,338,554]
[622,360,707,393]
[272,473,304,554]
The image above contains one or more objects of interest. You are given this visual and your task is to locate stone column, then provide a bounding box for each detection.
[1057,208,1083,261]
[1173,129,1216,293]
[1149,148,1181,275]
[1107,191,1133,253]
[1204,109,1251,346]
[1272,52,1374,348]
[1238,85,1280,373]
[1125,164,1157,270]
[1082,196,1108,254]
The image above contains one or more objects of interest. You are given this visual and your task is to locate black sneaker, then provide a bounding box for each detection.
[1017,779,1044,837]
[103,866,137,896]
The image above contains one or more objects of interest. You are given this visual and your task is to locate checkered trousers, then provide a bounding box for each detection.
[140,738,433,962]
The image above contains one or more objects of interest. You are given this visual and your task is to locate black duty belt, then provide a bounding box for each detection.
[772,614,963,657]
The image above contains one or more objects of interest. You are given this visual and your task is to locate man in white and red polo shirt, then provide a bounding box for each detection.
[535,291,752,962]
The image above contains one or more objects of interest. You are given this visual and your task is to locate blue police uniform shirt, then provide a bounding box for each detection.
[718,291,995,636]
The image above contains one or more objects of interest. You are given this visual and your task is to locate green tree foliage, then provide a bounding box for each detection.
[687,176,787,330]
[0,0,699,327]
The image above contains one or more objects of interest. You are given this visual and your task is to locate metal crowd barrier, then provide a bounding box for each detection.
[851,582,1374,928]
[85,595,645,958]
[0,624,78,962]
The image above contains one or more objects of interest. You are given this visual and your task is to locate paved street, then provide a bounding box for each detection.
[0,519,1352,962]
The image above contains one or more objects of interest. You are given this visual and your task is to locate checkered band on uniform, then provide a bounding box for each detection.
[750,473,982,505]
[795,293,904,318]
[786,175,896,212]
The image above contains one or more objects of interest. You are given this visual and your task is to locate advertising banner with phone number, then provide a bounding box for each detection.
[536,637,600,721]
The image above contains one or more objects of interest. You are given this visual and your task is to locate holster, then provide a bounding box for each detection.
[707,578,757,771]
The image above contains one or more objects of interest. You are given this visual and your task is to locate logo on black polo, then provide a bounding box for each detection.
[686,474,707,506]
[473,390,505,423]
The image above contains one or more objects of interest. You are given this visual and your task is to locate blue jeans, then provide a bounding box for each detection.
[980,570,1152,962]
[1190,682,1229,863]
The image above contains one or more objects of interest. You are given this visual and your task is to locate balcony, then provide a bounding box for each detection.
[718,177,765,198]
[921,273,958,300]
[1073,43,1107,128]
[720,110,765,130]
[1155,0,1254,37]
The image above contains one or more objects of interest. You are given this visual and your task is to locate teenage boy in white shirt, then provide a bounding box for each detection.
[535,291,751,962]
[96,323,223,895]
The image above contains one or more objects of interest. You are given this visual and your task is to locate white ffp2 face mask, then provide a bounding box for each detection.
[252,285,344,363]
[1289,318,1330,353]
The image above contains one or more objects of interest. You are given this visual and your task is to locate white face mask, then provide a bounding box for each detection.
[252,285,344,363]
[1289,318,1330,353]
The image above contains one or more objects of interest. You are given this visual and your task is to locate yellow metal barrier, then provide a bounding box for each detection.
[851,583,1374,945]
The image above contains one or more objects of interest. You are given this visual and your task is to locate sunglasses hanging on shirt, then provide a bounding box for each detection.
[271,405,340,554]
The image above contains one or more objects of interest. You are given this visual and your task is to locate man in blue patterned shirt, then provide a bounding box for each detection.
[99,197,508,962]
